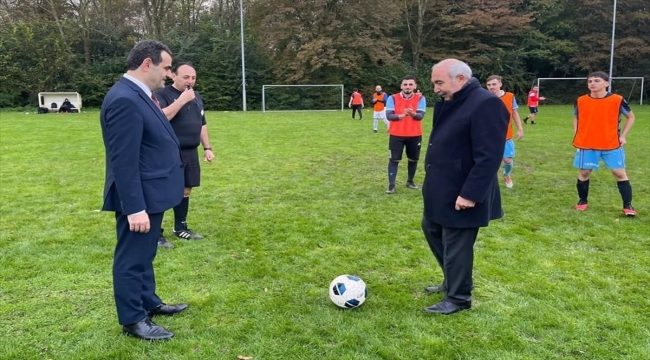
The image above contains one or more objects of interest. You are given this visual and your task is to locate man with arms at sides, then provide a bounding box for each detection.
[523,85,545,124]
[154,62,214,248]
[422,59,509,314]
[100,40,189,340]
[372,85,389,133]
[572,71,636,216]
[486,75,524,188]
[384,76,426,194]
[348,88,364,120]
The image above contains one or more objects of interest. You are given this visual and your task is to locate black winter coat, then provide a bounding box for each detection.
[422,78,509,228]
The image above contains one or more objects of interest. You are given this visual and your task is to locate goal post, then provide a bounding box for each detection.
[536,77,644,105]
[262,84,345,112]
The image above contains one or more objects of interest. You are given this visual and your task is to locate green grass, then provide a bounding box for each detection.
[1,105,649,359]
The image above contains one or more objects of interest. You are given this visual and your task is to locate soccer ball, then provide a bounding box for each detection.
[328,274,367,309]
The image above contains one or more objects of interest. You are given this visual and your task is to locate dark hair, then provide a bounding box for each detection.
[126,40,172,71]
[587,71,609,82]
[401,75,417,83]
[353,88,358,92]
[486,75,502,82]
[173,62,195,74]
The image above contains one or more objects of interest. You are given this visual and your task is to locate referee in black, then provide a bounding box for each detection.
[154,62,214,248]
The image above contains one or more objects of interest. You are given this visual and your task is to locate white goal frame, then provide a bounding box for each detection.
[536,77,644,105]
[261,84,345,113]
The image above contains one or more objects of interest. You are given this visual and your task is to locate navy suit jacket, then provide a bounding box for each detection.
[100,77,184,215]
[422,78,509,228]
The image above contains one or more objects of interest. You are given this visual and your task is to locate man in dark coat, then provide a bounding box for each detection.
[100,40,189,340]
[421,59,509,315]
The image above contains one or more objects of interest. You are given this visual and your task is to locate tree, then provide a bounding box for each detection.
[249,0,403,84]
[402,0,457,72]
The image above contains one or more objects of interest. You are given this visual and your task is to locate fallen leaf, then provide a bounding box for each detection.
[237,356,253,360]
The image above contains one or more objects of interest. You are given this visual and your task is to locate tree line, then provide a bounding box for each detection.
[1,0,648,110]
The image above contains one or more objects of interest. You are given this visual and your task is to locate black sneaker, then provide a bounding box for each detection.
[406,181,418,189]
[158,230,174,248]
[385,186,395,194]
[531,121,536,125]
[173,223,204,240]
[373,130,378,133]
[523,117,528,124]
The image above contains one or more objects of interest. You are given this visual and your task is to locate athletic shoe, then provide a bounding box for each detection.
[504,176,513,188]
[406,181,418,189]
[531,121,536,125]
[158,235,174,249]
[623,206,637,217]
[373,130,377,133]
[385,186,395,194]
[173,223,204,240]
[575,200,588,211]
[523,117,528,124]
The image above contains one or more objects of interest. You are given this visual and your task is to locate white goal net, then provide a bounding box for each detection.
[262,84,344,112]
[535,77,645,105]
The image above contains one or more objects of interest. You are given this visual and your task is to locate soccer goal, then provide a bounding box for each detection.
[536,77,644,105]
[262,84,344,112]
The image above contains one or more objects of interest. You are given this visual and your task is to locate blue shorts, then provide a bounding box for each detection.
[504,139,515,159]
[573,148,625,170]
[528,107,538,114]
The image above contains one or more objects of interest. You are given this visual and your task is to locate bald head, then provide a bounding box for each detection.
[431,59,472,100]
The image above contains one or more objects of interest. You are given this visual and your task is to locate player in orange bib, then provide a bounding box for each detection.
[486,75,524,188]
[372,85,389,133]
[572,71,637,216]
[348,89,364,120]
[384,76,426,194]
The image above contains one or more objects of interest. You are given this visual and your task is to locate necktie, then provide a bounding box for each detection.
[151,94,161,109]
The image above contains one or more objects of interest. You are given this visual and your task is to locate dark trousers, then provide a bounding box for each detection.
[351,105,363,119]
[113,212,163,325]
[421,217,479,306]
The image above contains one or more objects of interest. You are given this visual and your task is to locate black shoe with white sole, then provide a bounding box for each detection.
[173,222,204,240]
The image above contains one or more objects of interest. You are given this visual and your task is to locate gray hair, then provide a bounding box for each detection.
[432,59,472,79]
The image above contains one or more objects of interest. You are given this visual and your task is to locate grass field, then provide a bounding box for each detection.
[1,105,649,359]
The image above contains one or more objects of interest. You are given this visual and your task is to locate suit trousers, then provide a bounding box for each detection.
[113,212,163,325]
[421,217,479,306]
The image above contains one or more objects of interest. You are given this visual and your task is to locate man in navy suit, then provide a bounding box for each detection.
[100,40,189,340]
[421,59,509,315]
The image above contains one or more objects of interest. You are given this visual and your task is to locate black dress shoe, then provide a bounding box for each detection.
[122,317,174,340]
[425,284,446,293]
[423,300,471,315]
[148,303,189,317]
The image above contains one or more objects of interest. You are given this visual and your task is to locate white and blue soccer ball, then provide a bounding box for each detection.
[328,274,367,309]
